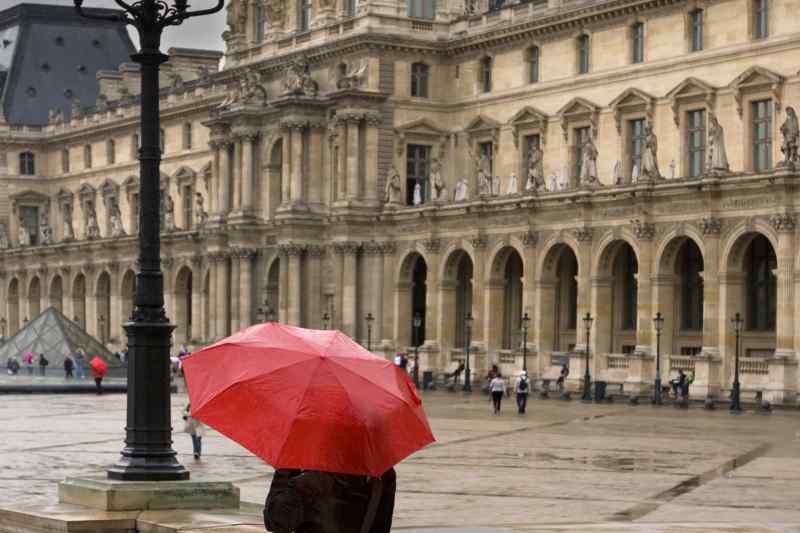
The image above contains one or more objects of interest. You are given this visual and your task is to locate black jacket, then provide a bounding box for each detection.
[264,468,396,533]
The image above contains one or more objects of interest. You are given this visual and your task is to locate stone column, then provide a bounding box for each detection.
[632,229,655,356]
[289,123,306,205]
[306,246,324,328]
[534,278,556,378]
[241,132,257,214]
[719,271,745,391]
[336,120,347,201]
[215,253,230,339]
[83,268,98,338]
[381,242,397,348]
[335,242,360,337]
[422,239,442,352]
[700,220,722,359]
[346,117,361,200]
[282,244,304,326]
[191,257,204,343]
[471,236,488,356]
[230,251,241,333]
[308,123,325,205]
[590,275,613,372]
[278,248,290,323]
[364,114,381,204]
[233,136,243,211]
[363,241,385,346]
[239,249,254,328]
[218,140,232,215]
[208,141,219,213]
[772,215,796,358]
[107,263,121,343]
[281,129,291,205]
[573,229,593,352]
[162,259,174,321]
[207,260,217,340]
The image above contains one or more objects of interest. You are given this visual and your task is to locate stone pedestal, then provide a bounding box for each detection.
[766,353,798,404]
[693,353,722,399]
[566,351,588,392]
[624,353,654,397]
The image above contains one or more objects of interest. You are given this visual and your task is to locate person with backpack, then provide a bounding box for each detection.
[183,403,205,460]
[38,353,49,376]
[63,355,74,379]
[515,370,531,414]
[489,374,506,414]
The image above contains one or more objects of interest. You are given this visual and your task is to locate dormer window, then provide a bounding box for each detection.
[408,0,435,19]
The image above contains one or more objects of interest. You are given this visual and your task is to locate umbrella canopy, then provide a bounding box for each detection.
[182,323,435,476]
[90,356,108,377]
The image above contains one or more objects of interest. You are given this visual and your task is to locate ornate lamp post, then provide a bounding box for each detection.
[365,313,374,351]
[653,312,664,405]
[412,312,422,389]
[521,312,531,373]
[463,313,473,393]
[322,312,330,330]
[730,312,744,413]
[74,0,224,482]
[581,313,594,402]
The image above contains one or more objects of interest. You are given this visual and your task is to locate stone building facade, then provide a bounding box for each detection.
[1,0,800,402]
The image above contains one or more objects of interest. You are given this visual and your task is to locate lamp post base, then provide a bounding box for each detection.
[653,378,663,405]
[581,374,592,402]
[730,382,742,413]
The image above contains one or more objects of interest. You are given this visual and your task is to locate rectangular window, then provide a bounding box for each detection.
[577,34,590,74]
[19,152,35,175]
[298,0,311,31]
[182,185,193,230]
[61,149,70,173]
[107,140,115,165]
[183,123,193,150]
[254,2,265,43]
[687,109,706,178]
[753,0,768,39]
[406,144,431,205]
[479,141,494,177]
[410,63,429,98]
[84,145,92,169]
[20,206,39,245]
[524,134,540,175]
[631,23,644,64]
[752,99,773,171]
[629,119,646,179]
[528,46,540,83]
[407,0,434,19]
[574,127,590,178]
[690,9,703,52]
[480,57,492,93]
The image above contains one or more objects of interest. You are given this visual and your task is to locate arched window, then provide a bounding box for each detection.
[84,144,92,169]
[528,46,540,84]
[61,148,70,173]
[480,56,492,93]
[19,152,35,175]
[746,235,776,331]
[183,123,193,150]
[106,139,115,164]
[577,34,590,74]
[410,63,429,98]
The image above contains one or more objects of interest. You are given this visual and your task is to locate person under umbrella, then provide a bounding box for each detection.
[90,356,108,395]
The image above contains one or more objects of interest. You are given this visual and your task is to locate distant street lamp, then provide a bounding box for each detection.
[413,312,422,389]
[730,312,744,413]
[99,315,106,344]
[463,313,473,393]
[322,312,330,330]
[365,313,375,351]
[653,312,664,405]
[74,0,225,481]
[521,312,531,373]
[581,313,594,402]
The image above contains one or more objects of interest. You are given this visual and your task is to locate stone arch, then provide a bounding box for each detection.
[72,273,87,329]
[593,231,641,278]
[536,240,579,353]
[654,227,707,277]
[265,255,281,320]
[7,278,19,335]
[592,239,639,355]
[95,271,111,343]
[537,235,581,281]
[28,276,41,320]
[721,221,778,274]
[395,251,428,349]
[486,246,525,351]
[440,248,474,351]
[440,244,476,283]
[175,265,193,344]
[49,275,63,313]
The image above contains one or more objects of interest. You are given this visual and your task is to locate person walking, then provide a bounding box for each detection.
[183,404,205,460]
[38,353,49,376]
[556,364,569,392]
[74,349,85,380]
[63,355,74,379]
[490,374,506,414]
[515,371,531,414]
[670,369,686,399]
[23,352,34,376]
[91,358,106,395]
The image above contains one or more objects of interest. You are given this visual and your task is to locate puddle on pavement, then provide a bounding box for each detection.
[610,443,771,521]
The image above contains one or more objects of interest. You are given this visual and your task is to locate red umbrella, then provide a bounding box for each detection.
[182,322,435,476]
[89,357,107,377]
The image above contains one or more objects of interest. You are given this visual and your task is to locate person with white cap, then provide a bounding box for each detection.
[515,370,531,414]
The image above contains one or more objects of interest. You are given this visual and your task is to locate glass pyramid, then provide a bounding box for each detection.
[0,307,119,368]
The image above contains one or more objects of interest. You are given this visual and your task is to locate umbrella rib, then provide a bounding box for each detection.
[324,360,374,472]
[325,358,414,408]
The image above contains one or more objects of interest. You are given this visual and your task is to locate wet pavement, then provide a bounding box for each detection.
[1,390,799,531]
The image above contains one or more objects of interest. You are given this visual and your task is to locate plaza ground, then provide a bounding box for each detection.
[1,389,800,532]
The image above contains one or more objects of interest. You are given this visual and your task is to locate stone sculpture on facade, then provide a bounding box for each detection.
[383,166,402,205]
[412,182,423,206]
[527,145,544,190]
[62,203,74,241]
[0,223,8,249]
[265,0,286,29]
[454,177,470,202]
[430,159,447,202]
[196,193,209,225]
[506,173,518,195]
[240,70,268,106]
[109,199,126,237]
[669,160,676,179]
[579,136,599,186]
[612,160,623,184]
[469,147,493,197]
[631,162,641,183]
[492,175,502,196]
[707,112,729,172]
[48,108,64,125]
[333,59,368,90]
[780,106,799,167]
[226,0,247,34]
[162,193,176,232]
[548,174,557,192]
[85,201,100,240]
[641,121,661,180]
[283,57,318,97]
[18,218,30,247]
[70,96,82,120]
[39,212,53,245]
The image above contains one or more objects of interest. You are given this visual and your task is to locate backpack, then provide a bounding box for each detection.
[518,378,529,392]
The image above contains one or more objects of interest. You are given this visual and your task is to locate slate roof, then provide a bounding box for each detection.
[0,3,134,126]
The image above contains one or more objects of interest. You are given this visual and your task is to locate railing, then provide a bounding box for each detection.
[411,20,433,31]
[741,357,769,375]
[606,354,630,369]
[669,356,696,372]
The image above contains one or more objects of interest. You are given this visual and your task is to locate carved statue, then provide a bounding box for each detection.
[162,193,176,232]
[579,136,599,186]
[506,173,518,195]
[468,147,493,196]
[332,59,368,90]
[454,177,470,202]
[62,203,74,241]
[109,199,126,238]
[265,0,286,29]
[196,193,209,225]
[632,162,641,183]
[548,173,558,192]
[430,159,447,202]
[0,223,8,249]
[96,94,109,113]
[226,0,247,34]
[240,70,268,105]
[707,112,729,172]
[283,57,318,97]
[17,218,30,247]
[412,182,423,206]
[463,0,479,15]
[612,160,623,185]
[780,106,799,167]
[85,201,99,240]
[383,166,402,205]
[641,121,661,180]
[558,167,569,191]
[669,160,676,180]
[70,96,82,120]
[527,145,544,190]
[48,108,64,125]
[39,211,53,245]
[492,175,501,196]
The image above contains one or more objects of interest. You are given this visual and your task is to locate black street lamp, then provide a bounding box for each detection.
[653,312,664,405]
[730,312,744,413]
[322,312,330,330]
[412,312,422,389]
[463,313,473,393]
[521,312,531,372]
[75,0,224,482]
[99,315,106,344]
[365,313,374,351]
[581,313,594,402]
